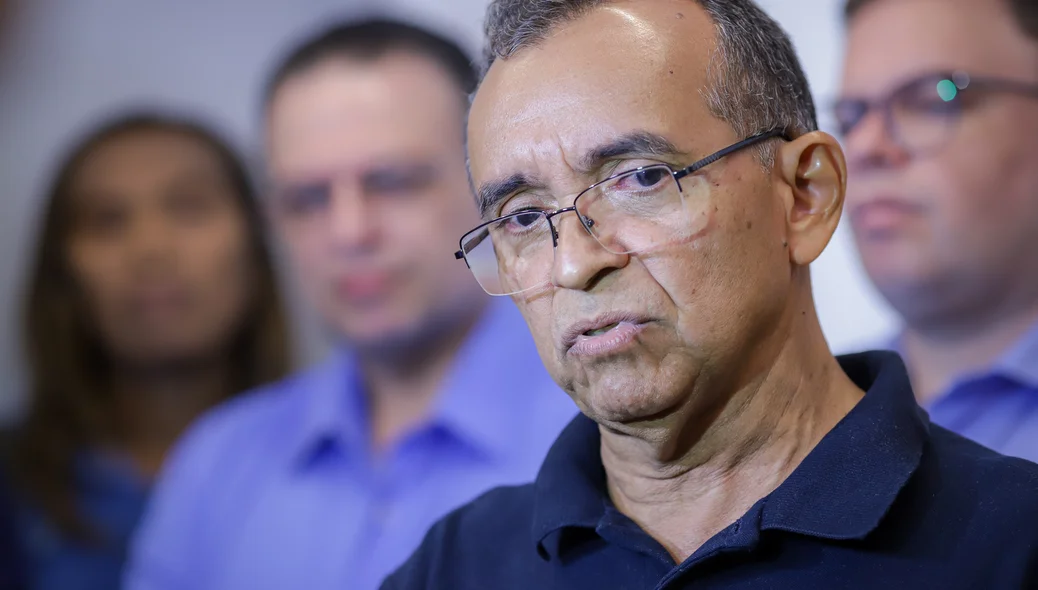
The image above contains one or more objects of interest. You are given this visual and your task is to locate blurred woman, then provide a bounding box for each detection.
[5,112,292,590]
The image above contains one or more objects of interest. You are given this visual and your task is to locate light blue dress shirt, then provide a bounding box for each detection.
[892,321,1038,462]
[124,299,576,590]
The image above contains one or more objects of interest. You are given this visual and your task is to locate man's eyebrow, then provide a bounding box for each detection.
[476,173,540,219]
[578,131,682,173]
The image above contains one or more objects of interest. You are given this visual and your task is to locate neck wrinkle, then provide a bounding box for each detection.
[598,301,863,561]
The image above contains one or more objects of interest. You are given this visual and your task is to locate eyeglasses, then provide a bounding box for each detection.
[833,71,1038,155]
[454,129,789,296]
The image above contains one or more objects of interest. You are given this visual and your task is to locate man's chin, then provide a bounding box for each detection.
[342,324,422,355]
[578,384,682,427]
[330,306,474,363]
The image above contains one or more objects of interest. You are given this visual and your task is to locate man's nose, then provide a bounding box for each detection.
[550,212,629,291]
[843,108,911,175]
[328,181,379,250]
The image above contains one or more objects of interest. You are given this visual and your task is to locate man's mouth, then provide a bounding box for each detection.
[584,322,620,337]
[570,321,646,358]
[562,314,651,356]
[336,272,395,301]
[849,196,927,239]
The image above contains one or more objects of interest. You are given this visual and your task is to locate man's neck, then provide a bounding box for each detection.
[903,300,1038,404]
[363,303,488,452]
[600,309,863,563]
[110,358,232,479]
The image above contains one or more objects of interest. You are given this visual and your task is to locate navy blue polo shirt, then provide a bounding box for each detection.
[383,351,1038,589]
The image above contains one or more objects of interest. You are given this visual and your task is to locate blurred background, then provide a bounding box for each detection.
[0,0,896,423]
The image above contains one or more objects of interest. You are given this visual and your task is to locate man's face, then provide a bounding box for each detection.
[267,53,486,352]
[841,0,1038,326]
[468,0,796,425]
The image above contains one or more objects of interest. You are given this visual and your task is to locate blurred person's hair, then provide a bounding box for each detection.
[8,112,293,540]
[844,0,1038,40]
[262,17,478,110]
[481,0,818,162]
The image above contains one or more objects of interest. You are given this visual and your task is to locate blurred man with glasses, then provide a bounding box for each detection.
[382,1,1038,588]
[836,0,1038,461]
[125,18,575,590]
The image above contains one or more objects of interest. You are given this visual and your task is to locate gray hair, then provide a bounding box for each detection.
[481,0,818,158]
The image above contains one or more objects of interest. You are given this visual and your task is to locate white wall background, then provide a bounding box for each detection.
[0,0,896,420]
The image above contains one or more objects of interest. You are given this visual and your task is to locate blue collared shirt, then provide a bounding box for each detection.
[384,351,1038,590]
[893,321,1038,461]
[124,299,576,590]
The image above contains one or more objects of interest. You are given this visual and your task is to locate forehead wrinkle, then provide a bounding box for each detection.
[475,128,600,219]
[468,1,715,216]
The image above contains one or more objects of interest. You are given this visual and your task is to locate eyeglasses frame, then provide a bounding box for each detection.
[453,128,791,277]
[833,70,1038,154]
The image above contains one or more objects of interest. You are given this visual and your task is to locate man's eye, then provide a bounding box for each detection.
[495,209,547,235]
[513,211,544,228]
[896,93,959,115]
[281,183,329,215]
[613,167,671,193]
[893,80,964,117]
[363,166,435,196]
[833,99,869,136]
[630,168,669,188]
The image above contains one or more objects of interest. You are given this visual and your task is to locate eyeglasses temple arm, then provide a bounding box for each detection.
[673,129,790,180]
[976,78,1038,100]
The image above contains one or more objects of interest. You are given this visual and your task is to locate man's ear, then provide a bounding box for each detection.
[775,131,847,266]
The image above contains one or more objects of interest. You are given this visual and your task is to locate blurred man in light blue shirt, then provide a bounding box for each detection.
[836,0,1038,460]
[124,18,575,590]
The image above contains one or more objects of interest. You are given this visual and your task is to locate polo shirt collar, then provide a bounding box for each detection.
[531,351,928,558]
[531,414,606,557]
[759,351,927,538]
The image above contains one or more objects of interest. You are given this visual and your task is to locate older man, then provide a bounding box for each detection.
[382,0,1038,588]
[836,0,1038,461]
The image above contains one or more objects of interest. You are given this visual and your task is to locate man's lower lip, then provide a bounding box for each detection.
[568,321,645,357]
[336,277,392,300]
[851,203,924,237]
